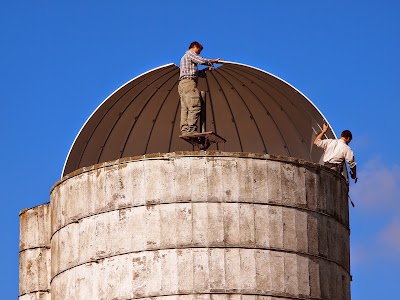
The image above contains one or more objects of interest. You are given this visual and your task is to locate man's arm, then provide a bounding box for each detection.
[209,58,221,64]
[346,152,357,182]
[313,123,329,145]
[200,58,221,67]
[188,51,220,66]
[350,165,357,179]
[186,51,208,65]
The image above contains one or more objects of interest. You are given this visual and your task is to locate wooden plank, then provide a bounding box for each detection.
[179,131,226,150]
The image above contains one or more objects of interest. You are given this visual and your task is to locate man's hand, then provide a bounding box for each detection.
[350,171,358,183]
[211,58,221,64]
[314,122,329,145]
[322,123,329,133]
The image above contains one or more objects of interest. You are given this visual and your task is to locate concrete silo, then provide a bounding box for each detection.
[20,62,351,300]
[19,204,51,300]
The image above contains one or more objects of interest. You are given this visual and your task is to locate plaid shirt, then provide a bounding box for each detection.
[179,50,212,81]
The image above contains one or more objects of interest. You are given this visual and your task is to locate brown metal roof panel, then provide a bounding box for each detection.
[222,89,265,153]
[87,84,158,163]
[96,95,142,163]
[62,64,175,173]
[205,74,243,152]
[121,92,164,156]
[233,88,283,154]
[87,91,144,163]
[261,79,315,142]
[140,76,180,150]
[63,136,87,175]
[232,63,333,134]
[232,71,310,159]
[146,79,186,153]
[217,66,289,155]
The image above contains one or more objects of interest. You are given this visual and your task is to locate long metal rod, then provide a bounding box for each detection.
[200,91,206,133]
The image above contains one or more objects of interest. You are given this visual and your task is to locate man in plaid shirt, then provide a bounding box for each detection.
[178,41,220,135]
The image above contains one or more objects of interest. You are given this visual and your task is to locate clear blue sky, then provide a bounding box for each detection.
[2,1,399,299]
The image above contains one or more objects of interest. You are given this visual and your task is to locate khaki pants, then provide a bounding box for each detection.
[178,79,201,133]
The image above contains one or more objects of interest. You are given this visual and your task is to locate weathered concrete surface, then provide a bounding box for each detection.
[19,204,51,300]
[48,152,350,300]
[50,249,350,299]
[19,292,50,300]
[50,203,349,283]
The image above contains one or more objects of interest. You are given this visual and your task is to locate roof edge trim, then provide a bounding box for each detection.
[61,63,176,177]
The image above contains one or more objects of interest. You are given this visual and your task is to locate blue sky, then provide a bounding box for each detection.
[1,1,399,299]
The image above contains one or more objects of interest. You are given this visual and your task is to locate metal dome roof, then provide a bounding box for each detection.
[62,61,334,177]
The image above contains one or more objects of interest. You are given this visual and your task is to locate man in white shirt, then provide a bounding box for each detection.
[314,123,357,182]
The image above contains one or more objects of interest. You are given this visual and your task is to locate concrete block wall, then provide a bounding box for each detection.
[19,204,51,300]
[47,152,350,300]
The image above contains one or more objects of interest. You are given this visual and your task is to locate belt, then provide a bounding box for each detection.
[324,162,342,167]
[180,77,196,81]
[324,162,344,172]
[324,162,341,167]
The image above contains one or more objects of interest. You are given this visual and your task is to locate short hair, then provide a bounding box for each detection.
[341,130,353,141]
[189,41,203,51]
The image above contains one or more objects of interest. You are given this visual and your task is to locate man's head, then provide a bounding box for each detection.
[341,130,353,144]
[189,41,203,54]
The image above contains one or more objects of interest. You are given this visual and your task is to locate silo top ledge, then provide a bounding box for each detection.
[52,151,347,193]
[19,202,50,216]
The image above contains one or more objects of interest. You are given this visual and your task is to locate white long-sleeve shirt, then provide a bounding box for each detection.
[315,138,356,168]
